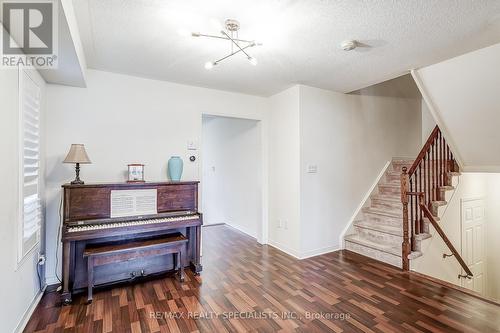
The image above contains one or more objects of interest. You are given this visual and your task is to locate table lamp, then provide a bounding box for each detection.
[63,144,92,184]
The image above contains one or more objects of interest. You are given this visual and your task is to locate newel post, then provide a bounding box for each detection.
[401,167,410,271]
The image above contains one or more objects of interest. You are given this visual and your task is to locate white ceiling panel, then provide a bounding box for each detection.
[73,0,500,95]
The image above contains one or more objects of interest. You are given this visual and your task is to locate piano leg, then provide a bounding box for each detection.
[61,241,72,305]
[187,226,203,275]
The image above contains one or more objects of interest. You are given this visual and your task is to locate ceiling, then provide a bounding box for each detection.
[0,0,86,87]
[38,0,86,87]
[73,0,500,96]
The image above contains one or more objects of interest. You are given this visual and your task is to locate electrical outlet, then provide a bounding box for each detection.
[277,220,282,228]
[307,164,318,173]
[283,220,288,230]
[37,253,46,265]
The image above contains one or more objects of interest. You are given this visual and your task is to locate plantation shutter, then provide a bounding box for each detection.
[21,70,41,257]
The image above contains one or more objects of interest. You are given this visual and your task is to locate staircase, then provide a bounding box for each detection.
[345,126,470,275]
[344,159,424,267]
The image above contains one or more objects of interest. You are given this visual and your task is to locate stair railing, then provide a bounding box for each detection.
[400,126,472,277]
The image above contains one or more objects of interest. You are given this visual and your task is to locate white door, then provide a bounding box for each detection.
[461,198,486,295]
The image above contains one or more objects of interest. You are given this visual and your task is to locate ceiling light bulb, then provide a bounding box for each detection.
[248,57,258,66]
[204,61,215,70]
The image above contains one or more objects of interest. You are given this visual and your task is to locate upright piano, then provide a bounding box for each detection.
[60,181,202,304]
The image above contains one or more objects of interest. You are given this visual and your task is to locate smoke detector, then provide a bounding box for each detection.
[341,40,358,51]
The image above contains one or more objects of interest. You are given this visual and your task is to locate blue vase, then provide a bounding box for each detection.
[168,156,183,181]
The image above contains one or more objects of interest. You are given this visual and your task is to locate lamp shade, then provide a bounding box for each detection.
[63,144,91,164]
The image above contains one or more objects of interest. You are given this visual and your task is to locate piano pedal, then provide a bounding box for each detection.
[61,293,72,306]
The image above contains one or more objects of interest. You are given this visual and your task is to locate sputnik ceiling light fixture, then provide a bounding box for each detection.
[189,19,261,70]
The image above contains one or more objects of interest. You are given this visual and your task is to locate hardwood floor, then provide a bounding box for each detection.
[25,225,500,333]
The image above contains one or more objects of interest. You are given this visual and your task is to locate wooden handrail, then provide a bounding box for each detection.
[400,125,467,277]
[400,167,410,271]
[408,125,440,176]
[418,195,473,277]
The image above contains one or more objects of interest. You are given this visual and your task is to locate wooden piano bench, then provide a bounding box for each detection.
[83,233,188,304]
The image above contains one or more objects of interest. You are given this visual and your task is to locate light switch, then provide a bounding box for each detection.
[187,140,197,150]
[307,165,318,173]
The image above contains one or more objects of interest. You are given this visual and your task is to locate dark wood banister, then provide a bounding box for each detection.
[408,125,440,176]
[400,125,472,278]
[418,194,473,277]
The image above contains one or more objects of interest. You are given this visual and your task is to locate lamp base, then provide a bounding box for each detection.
[71,163,84,185]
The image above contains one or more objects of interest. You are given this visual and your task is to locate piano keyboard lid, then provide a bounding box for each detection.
[66,210,199,227]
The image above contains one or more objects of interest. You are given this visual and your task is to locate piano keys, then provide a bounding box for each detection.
[60,182,203,304]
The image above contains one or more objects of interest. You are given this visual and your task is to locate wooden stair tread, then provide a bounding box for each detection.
[363,207,402,218]
[391,159,414,164]
[385,179,402,186]
[414,233,432,241]
[345,234,401,256]
[408,251,423,259]
[379,183,400,189]
[344,149,458,270]
[440,185,455,191]
[371,194,401,203]
[346,234,423,261]
[424,215,440,222]
[354,221,402,236]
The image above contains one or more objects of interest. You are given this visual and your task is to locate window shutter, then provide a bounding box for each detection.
[20,70,41,257]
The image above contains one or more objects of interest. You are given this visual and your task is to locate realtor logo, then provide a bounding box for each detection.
[1,0,58,68]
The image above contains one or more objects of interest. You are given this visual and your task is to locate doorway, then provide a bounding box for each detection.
[201,115,262,241]
[461,198,486,295]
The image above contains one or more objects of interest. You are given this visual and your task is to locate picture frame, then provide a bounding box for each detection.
[127,164,145,183]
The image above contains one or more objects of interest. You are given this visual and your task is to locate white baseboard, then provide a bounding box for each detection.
[300,245,339,259]
[267,239,301,259]
[45,275,60,286]
[338,160,391,249]
[267,240,338,260]
[14,287,45,333]
[226,223,258,240]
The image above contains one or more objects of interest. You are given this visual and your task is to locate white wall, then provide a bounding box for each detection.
[299,85,422,256]
[411,173,500,302]
[414,42,500,172]
[45,70,423,276]
[411,174,488,285]
[485,174,500,301]
[44,69,268,284]
[201,116,262,239]
[0,65,47,332]
[267,86,302,256]
[414,68,500,299]
[421,100,436,144]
